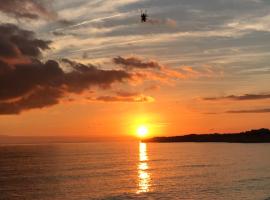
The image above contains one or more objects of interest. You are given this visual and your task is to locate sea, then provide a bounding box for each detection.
[0,142,270,200]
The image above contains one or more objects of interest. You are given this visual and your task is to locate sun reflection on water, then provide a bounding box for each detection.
[137,142,151,193]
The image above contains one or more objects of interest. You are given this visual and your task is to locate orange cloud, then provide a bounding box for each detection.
[203,93,270,101]
[113,56,222,85]
[89,94,155,103]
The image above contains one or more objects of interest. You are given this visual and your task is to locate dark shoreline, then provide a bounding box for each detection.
[143,128,270,143]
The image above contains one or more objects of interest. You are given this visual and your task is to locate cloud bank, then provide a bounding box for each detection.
[113,56,162,70]
[0,0,56,20]
[203,94,270,101]
[227,108,270,114]
[91,94,154,103]
[113,56,220,81]
[0,24,131,114]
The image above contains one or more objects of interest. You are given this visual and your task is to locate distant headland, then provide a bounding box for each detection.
[143,128,270,143]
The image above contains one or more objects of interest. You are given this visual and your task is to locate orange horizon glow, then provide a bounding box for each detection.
[1,0,270,139]
[1,102,270,138]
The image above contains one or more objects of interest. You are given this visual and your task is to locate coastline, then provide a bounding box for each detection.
[143,128,270,143]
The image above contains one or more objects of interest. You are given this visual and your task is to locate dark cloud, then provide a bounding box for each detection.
[88,89,154,103]
[61,59,131,92]
[0,57,131,114]
[0,87,63,114]
[112,56,186,82]
[0,0,56,20]
[113,56,162,70]
[0,24,132,114]
[113,56,217,81]
[52,31,66,36]
[91,95,154,103]
[0,24,50,58]
[115,91,139,97]
[226,108,270,114]
[203,94,270,101]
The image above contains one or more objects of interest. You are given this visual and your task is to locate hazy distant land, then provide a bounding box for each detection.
[143,128,270,143]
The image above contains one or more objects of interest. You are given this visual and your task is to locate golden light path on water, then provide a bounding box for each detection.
[137,142,151,193]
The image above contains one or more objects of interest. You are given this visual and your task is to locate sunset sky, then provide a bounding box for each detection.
[0,0,270,137]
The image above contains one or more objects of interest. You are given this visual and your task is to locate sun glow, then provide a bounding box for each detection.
[137,125,149,138]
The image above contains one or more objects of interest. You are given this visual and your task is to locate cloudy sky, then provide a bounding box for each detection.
[0,0,270,137]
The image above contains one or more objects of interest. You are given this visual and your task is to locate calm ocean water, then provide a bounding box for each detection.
[0,142,270,200]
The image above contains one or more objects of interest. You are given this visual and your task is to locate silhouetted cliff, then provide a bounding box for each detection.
[143,128,270,143]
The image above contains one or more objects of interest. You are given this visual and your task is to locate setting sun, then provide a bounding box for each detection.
[137,125,149,138]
